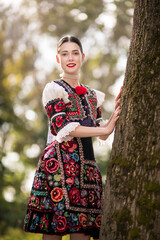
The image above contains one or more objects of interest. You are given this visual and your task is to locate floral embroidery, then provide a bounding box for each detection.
[60,139,77,153]
[86,166,96,182]
[24,80,104,239]
[28,196,39,207]
[46,105,53,118]
[50,187,63,202]
[54,101,66,112]
[66,177,74,185]
[64,160,80,177]
[46,158,59,173]
[57,216,67,232]
[56,116,64,127]
[79,213,87,227]
[72,153,79,162]
[39,214,49,231]
[95,215,102,228]
[62,153,71,162]
[69,187,80,204]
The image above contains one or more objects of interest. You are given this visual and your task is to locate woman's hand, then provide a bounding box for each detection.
[105,106,120,135]
[115,86,123,109]
[99,86,123,140]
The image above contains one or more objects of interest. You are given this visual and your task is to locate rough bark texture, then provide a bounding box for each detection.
[100,1,160,240]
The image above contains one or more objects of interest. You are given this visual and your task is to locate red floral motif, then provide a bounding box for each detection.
[75,86,87,95]
[98,107,102,115]
[86,166,96,181]
[95,215,102,228]
[40,214,49,230]
[46,158,59,173]
[54,101,66,112]
[29,195,39,207]
[64,160,80,177]
[79,213,87,227]
[57,216,67,232]
[69,187,80,204]
[33,177,39,189]
[56,116,64,127]
[66,177,74,185]
[60,139,77,153]
[50,122,56,135]
[89,190,98,207]
[51,187,63,202]
[46,105,53,118]
[80,197,87,207]
[95,171,102,183]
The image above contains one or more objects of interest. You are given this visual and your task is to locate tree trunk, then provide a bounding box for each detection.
[100,0,160,240]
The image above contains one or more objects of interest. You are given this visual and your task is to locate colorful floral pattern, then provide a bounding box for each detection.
[45,98,71,136]
[24,80,104,239]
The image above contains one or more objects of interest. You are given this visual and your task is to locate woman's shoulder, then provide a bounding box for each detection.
[42,80,70,107]
[82,84,105,107]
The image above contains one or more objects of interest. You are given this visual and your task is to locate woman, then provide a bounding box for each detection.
[24,35,122,240]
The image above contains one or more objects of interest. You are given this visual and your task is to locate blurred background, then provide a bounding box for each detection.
[0,0,133,239]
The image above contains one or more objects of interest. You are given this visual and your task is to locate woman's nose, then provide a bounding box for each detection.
[68,53,73,60]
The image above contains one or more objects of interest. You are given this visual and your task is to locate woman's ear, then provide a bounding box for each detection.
[56,54,60,64]
[82,53,85,62]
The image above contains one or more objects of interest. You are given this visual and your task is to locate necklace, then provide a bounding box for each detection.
[60,72,80,80]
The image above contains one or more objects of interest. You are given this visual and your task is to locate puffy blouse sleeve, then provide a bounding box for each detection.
[93,89,107,127]
[42,81,80,143]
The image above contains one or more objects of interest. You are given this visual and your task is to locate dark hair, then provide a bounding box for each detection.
[57,35,83,54]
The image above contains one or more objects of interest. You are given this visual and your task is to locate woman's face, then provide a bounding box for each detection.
[56,42,85,75]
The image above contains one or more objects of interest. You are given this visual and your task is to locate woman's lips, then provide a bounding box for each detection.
[67,63,76,68]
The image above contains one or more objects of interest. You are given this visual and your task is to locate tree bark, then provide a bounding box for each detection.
[100,0,160,240]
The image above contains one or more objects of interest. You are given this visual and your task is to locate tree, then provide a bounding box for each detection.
[100,0,160,239]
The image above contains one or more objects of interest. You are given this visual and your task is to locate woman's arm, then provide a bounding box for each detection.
[69,106,120,138]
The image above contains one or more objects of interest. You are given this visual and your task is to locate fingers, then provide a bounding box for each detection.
[115,98,120,109]
[115,86,123,101]
[115,86,123,109]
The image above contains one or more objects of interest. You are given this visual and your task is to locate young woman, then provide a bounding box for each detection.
[24,35,122,240]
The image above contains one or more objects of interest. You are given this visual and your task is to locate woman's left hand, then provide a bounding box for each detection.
[115,86,123,109]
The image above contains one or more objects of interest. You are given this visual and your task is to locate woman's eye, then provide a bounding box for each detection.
[62,53,67,56]
[74,52,79,55]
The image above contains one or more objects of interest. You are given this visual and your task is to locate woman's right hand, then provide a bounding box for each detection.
[104,106,120,136]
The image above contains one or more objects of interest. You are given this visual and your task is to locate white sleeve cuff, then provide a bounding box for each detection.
[56,122,80,143]
[99,119,108,127]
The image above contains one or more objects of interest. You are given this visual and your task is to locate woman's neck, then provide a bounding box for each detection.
[60,72,80,88]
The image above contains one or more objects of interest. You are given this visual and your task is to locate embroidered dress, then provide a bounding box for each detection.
[24,79,105,239]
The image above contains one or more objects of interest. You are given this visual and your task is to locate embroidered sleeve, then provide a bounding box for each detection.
[95,107,107,127]
[45,98,79,143]
[42,82,80,143]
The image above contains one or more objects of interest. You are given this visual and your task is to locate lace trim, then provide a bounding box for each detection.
[97,119,108,144]
[99,119,108,127]
[56,122,80,143]
[46,126,55,145]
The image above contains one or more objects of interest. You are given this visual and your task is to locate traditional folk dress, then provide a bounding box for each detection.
[24,79,106,239]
